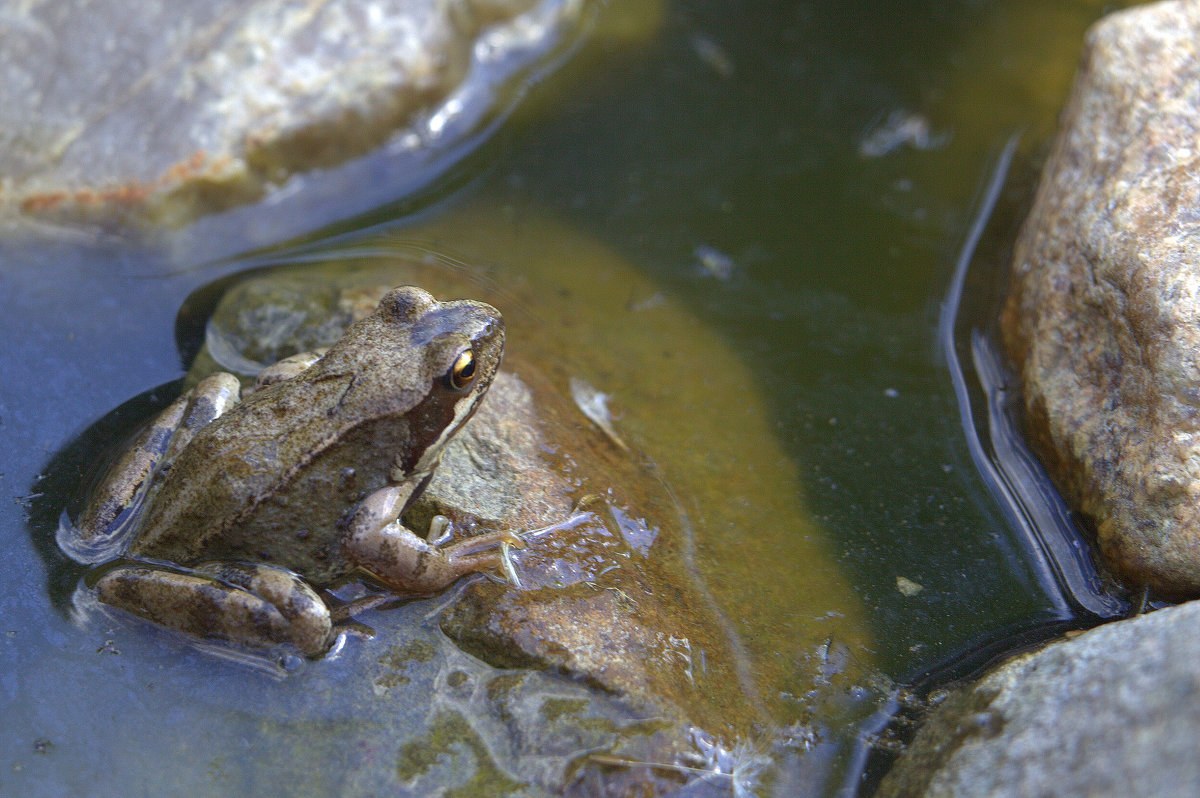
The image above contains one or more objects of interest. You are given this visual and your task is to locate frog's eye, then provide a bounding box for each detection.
[447,348,477,390]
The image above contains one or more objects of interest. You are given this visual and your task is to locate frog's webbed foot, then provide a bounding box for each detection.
[344,486,524,594]
[94,562,332,657]
[70,373,241,549]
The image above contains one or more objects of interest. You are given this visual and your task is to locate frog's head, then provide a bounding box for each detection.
[376,285,505,482]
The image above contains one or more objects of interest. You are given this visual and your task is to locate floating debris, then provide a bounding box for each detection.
[627,291,666,312]
[859,110,948,157]
[694,244,736,280]
[569,377,629,451]
[690,33,735,78]
[896,575,924,596]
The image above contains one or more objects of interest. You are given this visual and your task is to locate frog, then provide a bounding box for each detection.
[62,285,522,657]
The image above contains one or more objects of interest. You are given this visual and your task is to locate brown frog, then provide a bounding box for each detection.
[59,286,521,656]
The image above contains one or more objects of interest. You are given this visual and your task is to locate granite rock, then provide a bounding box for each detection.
[1001,0,1200,597]
[876,601,1200,798]
[0,0,578,227]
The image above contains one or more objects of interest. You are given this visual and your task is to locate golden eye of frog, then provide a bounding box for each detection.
[62,286,521,657]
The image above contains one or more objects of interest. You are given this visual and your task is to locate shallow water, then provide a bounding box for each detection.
[0,0,1134,795]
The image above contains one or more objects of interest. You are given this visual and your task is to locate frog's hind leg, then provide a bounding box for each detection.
[71,373,242,548]
[95,562,332,657]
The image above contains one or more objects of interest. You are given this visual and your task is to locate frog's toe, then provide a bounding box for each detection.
[443,532,524,575]
[447,528,526,555]
[194,562,333,656]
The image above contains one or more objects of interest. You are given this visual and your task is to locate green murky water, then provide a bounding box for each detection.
[0,0,1133,794]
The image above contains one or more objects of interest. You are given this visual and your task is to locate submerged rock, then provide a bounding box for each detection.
[430,367,758,737]
[1001,0,1200,597]
[0,0,584,228]
[875,602,1200,798]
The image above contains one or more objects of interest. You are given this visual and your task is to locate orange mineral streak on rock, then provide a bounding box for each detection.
[13,150,243,222]
[162,151,210,183]
[73,182,156,207]
[19,193,69,214]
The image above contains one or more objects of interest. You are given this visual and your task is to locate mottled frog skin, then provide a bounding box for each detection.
[62,286,521,656]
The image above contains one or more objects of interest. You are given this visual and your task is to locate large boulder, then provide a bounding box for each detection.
[0,0,582,228]
[1001,0,1200,597]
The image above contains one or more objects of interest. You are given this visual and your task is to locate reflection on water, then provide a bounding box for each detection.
[940,135,1125,621]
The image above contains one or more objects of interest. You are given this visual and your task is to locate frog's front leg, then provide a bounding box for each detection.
[94,561,333,657]
[343,485,524,593]
[72,373,242,545]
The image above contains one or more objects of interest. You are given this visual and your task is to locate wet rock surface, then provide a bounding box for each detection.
[0,0,580,228]
[875,601,1200,798]
[1000,0,1200,597]
[431,367,760,737]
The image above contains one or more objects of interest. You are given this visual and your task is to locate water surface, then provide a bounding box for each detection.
[0,1,1131,794]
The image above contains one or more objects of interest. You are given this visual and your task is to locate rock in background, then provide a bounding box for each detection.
[875,601,1200,798]
[883,3,1200,794]
[1001,0,1200,597]
[0,0,584,228]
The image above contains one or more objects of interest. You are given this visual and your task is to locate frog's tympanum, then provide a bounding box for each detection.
[60,286,520,656]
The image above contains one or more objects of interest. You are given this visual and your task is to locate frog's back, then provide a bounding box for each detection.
[131,374,410,584]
